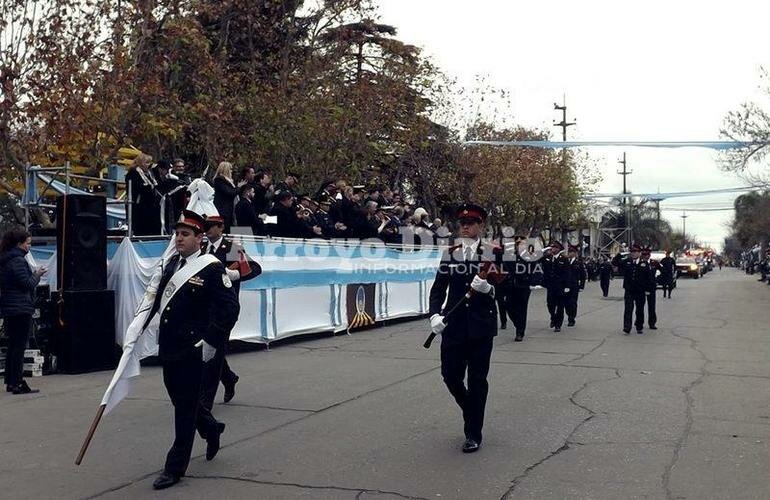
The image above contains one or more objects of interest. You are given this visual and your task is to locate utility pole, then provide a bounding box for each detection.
[680,211,689,247]
[553,96,577,142]
[552,96,577,246]
[617,152,632,245]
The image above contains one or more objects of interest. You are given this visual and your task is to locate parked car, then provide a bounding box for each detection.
[676,257,702,278]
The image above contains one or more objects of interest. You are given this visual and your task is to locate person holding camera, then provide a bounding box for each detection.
[1,228,47,395]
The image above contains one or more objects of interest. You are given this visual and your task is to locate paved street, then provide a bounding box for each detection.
[2,268,769,500]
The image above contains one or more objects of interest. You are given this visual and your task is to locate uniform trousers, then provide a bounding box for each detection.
[162,355,220,477]
[506,287,531,336]
[440,336,494,443]
[623,291,647,332]
[600,276,610,297]
[647,291,657,327]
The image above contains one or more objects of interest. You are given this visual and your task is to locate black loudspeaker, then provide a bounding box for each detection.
[56,194,107,291]
[54,290,117,374]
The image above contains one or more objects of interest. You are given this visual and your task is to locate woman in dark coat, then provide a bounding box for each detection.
[0,228,47,394]
[213,161,237,233]
[125,153,162,236]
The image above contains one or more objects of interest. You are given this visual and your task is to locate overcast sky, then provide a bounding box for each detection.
[378,0,770,249]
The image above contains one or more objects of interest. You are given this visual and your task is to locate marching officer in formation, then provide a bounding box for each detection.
[202,215,262,403]
[542,241,563,329]
[659,250,676,299]
[139,210,241,490]
[428,203,502,454]
[505,237,544,341]
[612,244,655,334]
[563,244,587,327]
[599,256,613,297]
[641,247,658,330]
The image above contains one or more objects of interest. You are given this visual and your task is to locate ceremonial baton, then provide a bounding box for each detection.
[423,260,504,349]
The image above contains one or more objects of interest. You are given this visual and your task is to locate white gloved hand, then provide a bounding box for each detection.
[564,288,570,293]
[430,314,446,334]
[471,275,492,294]
[202,341,217,362]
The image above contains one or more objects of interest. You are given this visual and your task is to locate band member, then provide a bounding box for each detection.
[612,244,651,334]
[659,250,676,299]
[599,256,613,297]
[542,241,563,328]
[642,247,658,330]
[428,203,500,453]
[203,215,262,403]
[140,210,240,490]
[550,248,571,332]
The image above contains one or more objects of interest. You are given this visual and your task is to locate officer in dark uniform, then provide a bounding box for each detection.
[203,215,262,403]
[146,210,240,490]
[542,241,563,328]
[428,203,500,453]
[550,248,571,332]
[599,256,613,297]
[507,238,543,341]
[659,250,676,299]
[612,244,650,334]
[641,247,659,330]
[564,244,587,327]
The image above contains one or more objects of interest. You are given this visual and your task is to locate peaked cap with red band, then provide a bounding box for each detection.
[204,214,225,227]
[174,209,206,233]
[455,202,487,223]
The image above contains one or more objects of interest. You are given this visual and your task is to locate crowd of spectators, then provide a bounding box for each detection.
[125,157,442,245]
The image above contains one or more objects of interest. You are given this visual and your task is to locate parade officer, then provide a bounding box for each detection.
[202,215,262,403]
[659,250,676,299]
[564,244,587,327]
[143,210,240,490]
[641,247,659,330]
[428,203,500,453]
[507,237,543,341]
[599,256,613,297]
[542,241,563,328]
[612,243,649,334]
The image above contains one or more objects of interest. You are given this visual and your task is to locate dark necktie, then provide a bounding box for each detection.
[178,258,187,271]
[209,244,216,254]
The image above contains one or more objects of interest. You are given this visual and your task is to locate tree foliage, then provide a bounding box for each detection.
[0,0,597,232]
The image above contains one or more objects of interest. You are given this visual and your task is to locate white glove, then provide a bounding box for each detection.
[564,288,570,293]
[471,275,492,294]
[197,340,217,362]
[430,314,446,334]
[226,267,241,281]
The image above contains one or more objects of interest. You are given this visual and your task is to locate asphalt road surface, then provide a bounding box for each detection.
[2,268,769,499]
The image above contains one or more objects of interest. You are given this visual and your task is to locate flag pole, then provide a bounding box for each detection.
[75,404,106,465]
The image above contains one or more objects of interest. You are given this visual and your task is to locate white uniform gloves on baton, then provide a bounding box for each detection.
[430,275,493,336]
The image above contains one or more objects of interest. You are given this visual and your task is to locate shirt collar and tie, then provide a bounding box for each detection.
[207,237,223,255]
[177,249,201,272]
[460,238,480,261]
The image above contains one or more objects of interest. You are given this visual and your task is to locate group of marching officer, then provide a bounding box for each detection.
[140,202,668,477]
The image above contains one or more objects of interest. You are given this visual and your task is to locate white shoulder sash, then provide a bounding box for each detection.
[159,254,220,312]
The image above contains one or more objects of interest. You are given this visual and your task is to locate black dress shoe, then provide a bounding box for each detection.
[567,321,576,327]
[462,438,480,453]
[649,325,658,330]
[554,327,561,333]
[223,375,239,403]
[206,422,226,461]
[152,472,180,490]
[11,383,39,395]
[6,385,13,393]
[636,329,644,334]
[549,320,555,328]
[623,329,631,335]
[514,334,524,342]
[500,323,507,330]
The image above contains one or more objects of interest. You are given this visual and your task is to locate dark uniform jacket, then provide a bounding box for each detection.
[599,261,613,279]
[612,254,655,293]
[565,258,587,290]
[429,242,501,345]
[202,237,262,293]
[270,202,304,238]
[509,251,545,288]
[145,254,240,361]
[234,197,262,235]
[659,256,676,279]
